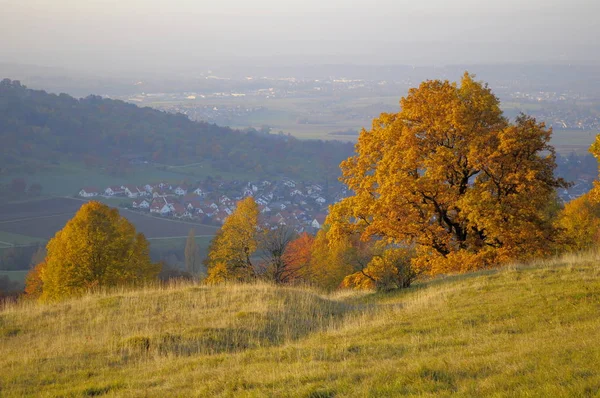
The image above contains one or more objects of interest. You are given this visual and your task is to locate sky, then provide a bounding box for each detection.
[1,0,599,73]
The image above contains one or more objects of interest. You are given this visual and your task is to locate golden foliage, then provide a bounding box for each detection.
[557,192,600,251]
[328,73,567,275]
[307,229,355,290]
[40,201,159,301]
[205,197,259,284]
[340,247,416,291]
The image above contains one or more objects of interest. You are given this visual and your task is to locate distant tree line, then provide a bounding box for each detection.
[0,79,354,182]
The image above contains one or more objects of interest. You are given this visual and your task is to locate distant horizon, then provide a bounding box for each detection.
[2,58,600,81]
[2,0,598,75]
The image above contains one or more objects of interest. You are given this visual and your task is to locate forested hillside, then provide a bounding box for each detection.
[0,79,353,180]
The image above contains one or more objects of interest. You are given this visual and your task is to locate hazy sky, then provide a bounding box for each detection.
[1,0,599,73]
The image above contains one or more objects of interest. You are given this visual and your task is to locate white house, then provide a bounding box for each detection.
[193,187,206,197]
[311,215,327,229]
[256,197,269,206]
[79,187,99,197]
[315,197,327,205]
[150,197,174,215]
[105,186,124,196]
[132,199,150,209]
[174,186,188,196]
[123,185,144,198]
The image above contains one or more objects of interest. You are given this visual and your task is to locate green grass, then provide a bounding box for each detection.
[0,160,208,197]
[0,231,45,247]
[1,253,600,396]
[159,160,260,181]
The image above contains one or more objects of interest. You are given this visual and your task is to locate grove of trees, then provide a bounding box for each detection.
[202,73,600,291]
[18,73,600,299]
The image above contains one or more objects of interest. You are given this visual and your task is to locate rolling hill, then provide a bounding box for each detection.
[1,252,599,396]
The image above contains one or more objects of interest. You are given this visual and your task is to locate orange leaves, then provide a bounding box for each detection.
[281,232,314,282]
[24,262,45,299]
[330,73,567,275]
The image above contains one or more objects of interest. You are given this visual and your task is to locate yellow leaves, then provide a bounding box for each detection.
[206,197,259,283]
[557,192,600,252]
[39,201,159,301]
[341,248,417,291]
[307,229,354,291]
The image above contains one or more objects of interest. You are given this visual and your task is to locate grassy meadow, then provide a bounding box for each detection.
[1,252,600,396]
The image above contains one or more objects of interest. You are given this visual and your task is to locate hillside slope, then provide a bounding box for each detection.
[0,79,353,180]
[1,254,599,397]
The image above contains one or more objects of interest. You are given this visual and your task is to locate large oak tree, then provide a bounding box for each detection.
[328,73,567,274]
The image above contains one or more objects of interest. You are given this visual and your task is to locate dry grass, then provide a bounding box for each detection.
[1,254,600,397]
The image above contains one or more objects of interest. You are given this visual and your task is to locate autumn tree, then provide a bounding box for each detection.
[559,134,600,251]
[281,232,315,283]
[24,262,45,299]
[557,192,600,251]
[37,201,160,301]
[205,197,259,283]
[589,134,600,202]
[185,229,202,277]
[307,229,354,290]
[258,225,297,284]
[328,73,568,275]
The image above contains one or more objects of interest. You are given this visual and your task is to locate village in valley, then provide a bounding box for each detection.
[78,178,345,233]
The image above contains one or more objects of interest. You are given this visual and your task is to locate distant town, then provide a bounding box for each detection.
[79,177,348,233]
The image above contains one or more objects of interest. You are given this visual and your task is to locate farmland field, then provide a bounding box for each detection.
[0,198,218,243]
[0,160,226,198]
[550,129,598,155]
